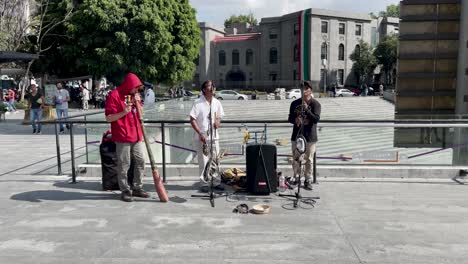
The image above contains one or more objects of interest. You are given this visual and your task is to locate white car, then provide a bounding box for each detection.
[215,90,248,100]
[336,89,356,97]
[286,89,301,99]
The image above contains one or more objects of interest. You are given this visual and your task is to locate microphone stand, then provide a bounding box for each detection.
[191,98,223,207]
[279,82,320,210]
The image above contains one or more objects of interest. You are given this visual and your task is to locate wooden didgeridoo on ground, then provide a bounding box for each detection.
[130,95,168,202]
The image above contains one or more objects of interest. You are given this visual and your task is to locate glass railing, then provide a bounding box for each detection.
[43,97,468,182]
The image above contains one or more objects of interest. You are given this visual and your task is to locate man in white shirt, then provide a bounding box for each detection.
[53,82,70,134]
[143,82,155,109]
[81,83,90,110]
[189,80,224,188]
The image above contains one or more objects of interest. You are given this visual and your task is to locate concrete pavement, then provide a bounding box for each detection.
[1,108,468,263]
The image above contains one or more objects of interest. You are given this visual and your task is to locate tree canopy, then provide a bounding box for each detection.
[59,0,202,84]
[349,40,377,85]
[374,34,398,85]
[379,4,400,18]
[224,13,257,29]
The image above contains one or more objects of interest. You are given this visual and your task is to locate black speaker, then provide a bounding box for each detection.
[246,144,277,194]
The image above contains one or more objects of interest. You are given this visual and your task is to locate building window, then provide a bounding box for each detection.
[339,23,345,35]
[194,74,200,87]
[246,49,253,65]
[337,69,344,86]
[269,28,278,39]
[269,48,278,64]
[269,72,277,81]
[338,44,344,61]
[321,21,328,33]
[232,49,239,65]
[321,42,328,60]
[293,70,300,80]
[218,50,226,66]
[355,45,360,57]
[293,44,299,62]
[355,24,362,36]
[294,23,299,35]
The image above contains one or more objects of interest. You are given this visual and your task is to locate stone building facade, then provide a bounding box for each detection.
[194,8,396,92]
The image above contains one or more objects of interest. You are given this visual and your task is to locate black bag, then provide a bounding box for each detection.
[100,141,134,191]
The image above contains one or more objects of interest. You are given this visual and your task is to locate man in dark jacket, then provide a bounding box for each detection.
[105,73,150,202]
[287,81,321,190]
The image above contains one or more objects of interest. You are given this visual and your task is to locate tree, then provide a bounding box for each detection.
[224,13,257,29]
[379,4,400,18]
[63,0,202,85]
[20,0,74,101]
[374,34,397,86]
[0,0,32,51]
[349,40,377,85]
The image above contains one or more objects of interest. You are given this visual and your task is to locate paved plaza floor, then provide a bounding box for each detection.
[1,103,467,263]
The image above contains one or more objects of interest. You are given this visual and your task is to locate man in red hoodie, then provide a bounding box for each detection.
[105,73,150,202]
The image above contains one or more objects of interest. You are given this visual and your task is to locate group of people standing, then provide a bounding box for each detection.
[104,73,321,202]
[26,81,70,134]
[1,88,19,113]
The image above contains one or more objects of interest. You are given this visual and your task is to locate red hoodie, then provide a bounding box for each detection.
[105,73,143,143]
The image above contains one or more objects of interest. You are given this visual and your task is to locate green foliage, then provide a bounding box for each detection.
[349,40,377,85]
[224,13,257,28]
[62,0,202,84]
[14,100,28,110]
[374,34,398,85]
[29,0,76,76]
[379,4,400,18]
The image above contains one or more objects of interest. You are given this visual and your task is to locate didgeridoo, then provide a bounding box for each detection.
[130,95,168,202]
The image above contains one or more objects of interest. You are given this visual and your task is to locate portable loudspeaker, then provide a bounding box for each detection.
[246,144,277,194]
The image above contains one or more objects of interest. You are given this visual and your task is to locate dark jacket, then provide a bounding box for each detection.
[104,73,143,143]
[288,97,321,143]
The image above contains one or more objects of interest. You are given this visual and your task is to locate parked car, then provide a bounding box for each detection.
[349,88,361,96]
[215,90,248,100]
[335,89,356,97]
[286,89,301,99]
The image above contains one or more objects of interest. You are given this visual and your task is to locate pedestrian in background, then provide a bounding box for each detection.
[26,82,44,134]
[54,82,70,134]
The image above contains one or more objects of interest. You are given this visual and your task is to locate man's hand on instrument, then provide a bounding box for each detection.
[295,116,303,127]
[199,133,207,144]
[123,101,132,114]
[134,93,141,102]
[214,119,221,129]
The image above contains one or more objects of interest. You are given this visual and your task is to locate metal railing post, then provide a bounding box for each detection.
[313,151,317,184]
[161,122,166,183]
[55,123,62,175]
[69,123,76,183]
[84,115,89,164]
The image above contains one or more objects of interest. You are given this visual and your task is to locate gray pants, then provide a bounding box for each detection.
[291,140,316,181]
[116,142,146,192]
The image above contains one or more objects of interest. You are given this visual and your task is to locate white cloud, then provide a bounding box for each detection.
[190,0,400,27]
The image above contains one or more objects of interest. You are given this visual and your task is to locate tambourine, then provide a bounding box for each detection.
[296,135,307,154]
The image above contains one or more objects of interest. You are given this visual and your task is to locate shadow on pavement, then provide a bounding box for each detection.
[10,190,116,203]
[53,180,102,191]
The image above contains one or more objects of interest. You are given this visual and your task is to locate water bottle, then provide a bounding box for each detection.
[278,172,287,192]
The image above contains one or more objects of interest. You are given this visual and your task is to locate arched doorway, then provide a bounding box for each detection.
[226,70,246,89]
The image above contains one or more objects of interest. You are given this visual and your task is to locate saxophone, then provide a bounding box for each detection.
[202,149,226,183]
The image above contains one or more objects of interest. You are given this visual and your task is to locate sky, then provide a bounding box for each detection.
[190,0,400,27]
